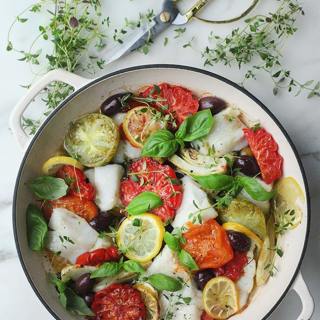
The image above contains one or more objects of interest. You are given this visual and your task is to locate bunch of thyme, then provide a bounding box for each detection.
[202,0,320,98]
[7,0,109,135]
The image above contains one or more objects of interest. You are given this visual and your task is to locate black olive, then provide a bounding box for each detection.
[227,230,251,252]
[74,273,95,297]
[233,155,260,177]
[84,293,94,306]
[193,269,216,290]
[175,171,185,179]
[100,92,132,116]
[199,96,227,115]
[165,224,174,233]
[89,211,113,232]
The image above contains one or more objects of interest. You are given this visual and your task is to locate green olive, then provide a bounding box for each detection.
[64,113,119,167]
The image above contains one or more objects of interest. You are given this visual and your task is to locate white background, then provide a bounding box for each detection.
[0,0,319,319]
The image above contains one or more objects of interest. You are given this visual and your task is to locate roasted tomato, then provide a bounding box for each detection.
[42,195,98,221]
[120,158,183,222]
[214,251,248,282]
[243,128,283,184]
[140,83,199,125]
[182,219,234,269]
[92,284,147,320]
[76,246,120,266]
[201,311,215,320]
[56,165,96,200]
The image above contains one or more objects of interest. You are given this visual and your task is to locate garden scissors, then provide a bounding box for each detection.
[103,0,210,64]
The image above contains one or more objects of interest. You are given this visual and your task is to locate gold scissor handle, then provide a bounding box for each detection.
[185,0,210,21]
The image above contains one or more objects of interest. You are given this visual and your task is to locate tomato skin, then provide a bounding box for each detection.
[56,165,96,200]
[120,158,183,222]
[42,195,98,221]
[141,83,199,125]
[201,311,215,320]
[92,284,147,320]
[76,246,120,266]
[243,128,283,184]
[182,219,234,269]
[214,251,248,282]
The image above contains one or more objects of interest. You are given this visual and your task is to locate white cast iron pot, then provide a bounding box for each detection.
[10,65,314,320]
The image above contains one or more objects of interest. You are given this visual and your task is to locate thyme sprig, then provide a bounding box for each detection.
[202,0,320,97]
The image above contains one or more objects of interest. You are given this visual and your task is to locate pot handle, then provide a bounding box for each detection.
[9,69,89,149]
[292,272,314,320]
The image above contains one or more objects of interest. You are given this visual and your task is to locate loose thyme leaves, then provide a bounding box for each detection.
[202,0,320,98]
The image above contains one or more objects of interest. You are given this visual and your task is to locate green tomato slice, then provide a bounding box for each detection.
[64,113,119,167]
[219,199,267,239]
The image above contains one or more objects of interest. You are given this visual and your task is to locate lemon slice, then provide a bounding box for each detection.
[273,177,304,231]
[222,222,263,254]
[42,156,84,174]
[203,276,239,319]
[117,214,164,263]
[134,283,159,320]
[122,106,167,148]
[256,214,276,286]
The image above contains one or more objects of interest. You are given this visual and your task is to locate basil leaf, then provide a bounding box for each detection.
[64,288,94,316]
[164,232,181,252]
[237,176,275,201]
[147,273,182,292]
[126,191,163,215]
[175,110,214,142]
[29,176,68,200]
[90,261,122,279]
[123,260,145,274]
[49,274,93,316]
[178,249,199,271]
[141,129,179,157]
[194,174,235,191]
[26,204,48,251]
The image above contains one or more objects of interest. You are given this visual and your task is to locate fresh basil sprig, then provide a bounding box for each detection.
[175,109,214,142]
[50,274,94,316]
[237,176,275,201]
[178,250,199,271]
[26,204,48,251]
[141,130,179,157]
[164,231,199,271]
[126,191,163,215]
[193,174,234,191]
[90,261,122,279]
[147,273,182,292]
[29,176,68,200]
[194,174,274,202]
[142,110,214,157]
[90,259,145,279]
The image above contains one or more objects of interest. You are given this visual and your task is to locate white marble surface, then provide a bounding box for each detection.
[0,0,319,319]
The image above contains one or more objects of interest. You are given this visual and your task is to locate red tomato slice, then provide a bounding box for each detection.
[140,83,199,125]
[243,128,283,184]
[76,247,120,266]
[120,158,183,222]
[182,219,234,269]
[201,311,215,320]
[214,251,248,282]
[56,165,96,200]
[92,284,147,320]
[42,195,98,221]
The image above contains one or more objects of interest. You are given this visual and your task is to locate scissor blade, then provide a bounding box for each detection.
[102,20,156,64]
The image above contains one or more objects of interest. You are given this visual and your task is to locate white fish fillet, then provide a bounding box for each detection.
[47,208,98,263]
[148,176,217,319]
[86,164,124,211]
[237,247,256,309]
[192,107,247,157]
[239,178,272,214]
[172,176,217,228]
